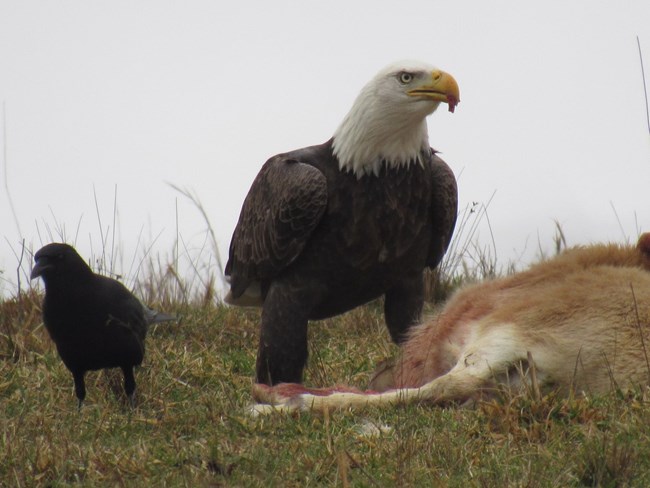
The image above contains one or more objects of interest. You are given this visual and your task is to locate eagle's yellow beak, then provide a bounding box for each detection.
[408,70,460,113]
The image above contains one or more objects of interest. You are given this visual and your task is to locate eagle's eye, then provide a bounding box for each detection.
[398,72,414,84]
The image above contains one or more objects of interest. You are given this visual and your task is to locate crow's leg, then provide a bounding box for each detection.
[384,276,424,345]
[122,366,137,407]
[256,283,312,385]
[72,369,86,410]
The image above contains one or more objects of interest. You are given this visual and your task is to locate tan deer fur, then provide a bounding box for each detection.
[253,233,650,414]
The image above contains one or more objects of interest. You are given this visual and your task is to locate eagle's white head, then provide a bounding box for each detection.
[332,61,460,178]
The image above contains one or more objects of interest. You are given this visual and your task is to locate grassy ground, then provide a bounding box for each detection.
[3,289,650,487]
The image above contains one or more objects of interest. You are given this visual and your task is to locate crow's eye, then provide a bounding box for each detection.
[398,72,413,84]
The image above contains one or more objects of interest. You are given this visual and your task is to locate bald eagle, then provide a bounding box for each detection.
[226,61,460,385]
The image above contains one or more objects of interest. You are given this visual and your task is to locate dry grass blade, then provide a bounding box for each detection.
[168,182,225,288]
[638,35,650,135]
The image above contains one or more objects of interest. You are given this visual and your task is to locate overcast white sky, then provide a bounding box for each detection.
[1,1,649,297]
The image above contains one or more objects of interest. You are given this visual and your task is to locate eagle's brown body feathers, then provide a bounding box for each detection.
[226,139,457,384]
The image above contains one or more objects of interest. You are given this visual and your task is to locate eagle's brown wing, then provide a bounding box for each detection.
[427,153,458,268]
[226,156,328,299]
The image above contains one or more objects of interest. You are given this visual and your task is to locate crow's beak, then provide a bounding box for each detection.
[30,260,50,280]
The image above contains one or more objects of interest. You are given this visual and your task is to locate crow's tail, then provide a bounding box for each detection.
[143,306,178,325]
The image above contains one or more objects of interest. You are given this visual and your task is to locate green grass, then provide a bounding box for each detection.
[3,290,650,487]
[1,203,647,486]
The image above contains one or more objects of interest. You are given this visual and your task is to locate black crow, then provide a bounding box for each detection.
[31,242,174,408]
